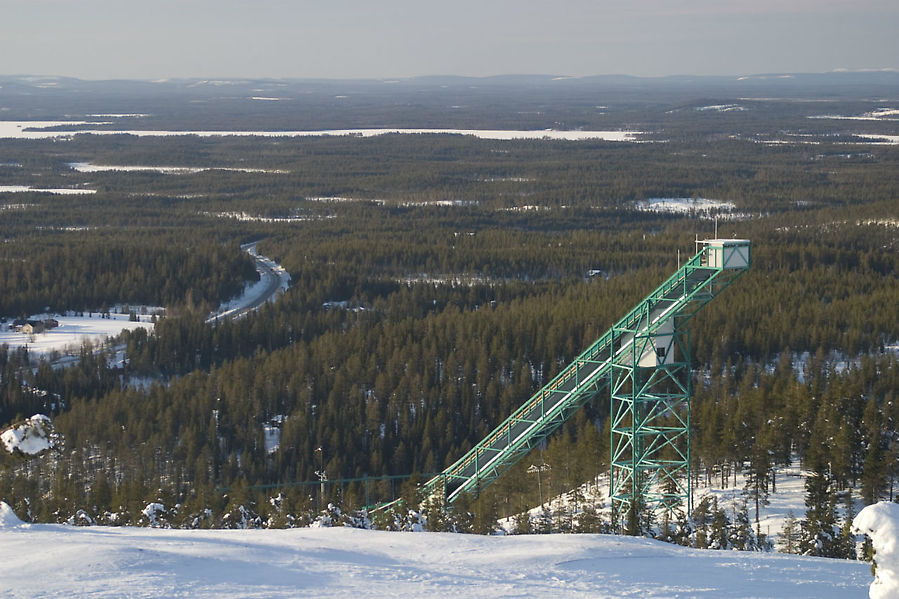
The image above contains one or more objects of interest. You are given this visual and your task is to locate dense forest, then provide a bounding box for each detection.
[0,234,257,315]
[0,76,897,555]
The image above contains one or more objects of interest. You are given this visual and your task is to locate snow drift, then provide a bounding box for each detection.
[0,501,23,527]
[853,502,899,599]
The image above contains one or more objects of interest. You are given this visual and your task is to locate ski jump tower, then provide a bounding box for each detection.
[414,239,751,522]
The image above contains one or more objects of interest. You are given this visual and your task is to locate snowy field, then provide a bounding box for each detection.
[761,134,899,146]
[0,511,872,599]
[0,121,643,142]
[634,198,737,214]
[809,108,899,121]
[701,462,809,542]
[0,312,155,357]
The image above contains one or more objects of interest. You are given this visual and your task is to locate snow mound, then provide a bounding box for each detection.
[0,501,23,527]
[853,501,899,599]
[0,414,55,456]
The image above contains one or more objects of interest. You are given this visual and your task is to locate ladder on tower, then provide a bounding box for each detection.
[409,239,751,508]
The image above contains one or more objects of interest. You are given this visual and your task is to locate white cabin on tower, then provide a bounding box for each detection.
[700,238,751,269]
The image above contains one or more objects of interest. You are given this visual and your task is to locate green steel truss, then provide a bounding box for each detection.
[609,326,692,526]
[418,240,751,509]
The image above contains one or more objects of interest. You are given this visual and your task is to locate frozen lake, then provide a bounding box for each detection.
[0,121,643,142]
[0,185,95,195]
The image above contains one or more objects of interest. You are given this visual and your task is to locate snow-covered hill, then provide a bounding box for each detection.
[0,512,871,598]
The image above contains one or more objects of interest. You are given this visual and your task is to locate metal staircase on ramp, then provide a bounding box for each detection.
[411,239,751,512]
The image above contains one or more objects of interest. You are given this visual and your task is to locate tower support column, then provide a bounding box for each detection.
[610,323,691,531]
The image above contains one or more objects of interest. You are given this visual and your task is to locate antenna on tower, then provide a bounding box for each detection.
[715,216,719,240]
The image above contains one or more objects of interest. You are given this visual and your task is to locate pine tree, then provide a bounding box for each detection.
[779,511,801,554]
[420,493,450,532]
[470,492,499,535]
[574,504,603,534]
[512,510,533,535]
[860,429,885,504]
[534,505,553,534]
[729,501,758,551]
[744,439,771,536]
[800,462,840,557]
[691,496,714,549]
[709,498,730,550]
[837,489,860,560]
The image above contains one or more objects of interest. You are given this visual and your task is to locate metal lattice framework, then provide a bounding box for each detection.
[609,322,693,526]
[405,240,751,514]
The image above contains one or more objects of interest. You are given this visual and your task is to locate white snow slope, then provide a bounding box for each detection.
[0,519,870,598]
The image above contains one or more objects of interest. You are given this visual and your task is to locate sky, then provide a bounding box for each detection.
[2,0,897,80]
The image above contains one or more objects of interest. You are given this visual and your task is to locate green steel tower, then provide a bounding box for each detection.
[397,239,751,521]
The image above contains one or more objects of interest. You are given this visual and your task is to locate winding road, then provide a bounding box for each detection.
[207,243,291,322]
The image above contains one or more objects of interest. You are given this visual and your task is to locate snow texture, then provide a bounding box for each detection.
[0,525,870,598]
[853,502,899,599]
[0,414,54,456]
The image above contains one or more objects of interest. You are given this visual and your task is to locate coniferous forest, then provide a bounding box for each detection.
[0,75,897,553]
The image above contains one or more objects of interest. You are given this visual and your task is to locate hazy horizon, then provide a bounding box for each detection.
[2,1,896,81]
[4,69,899,83]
